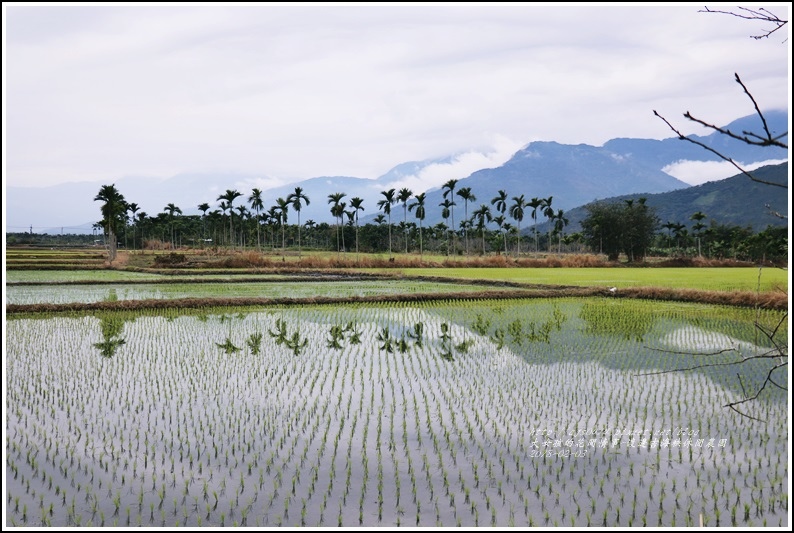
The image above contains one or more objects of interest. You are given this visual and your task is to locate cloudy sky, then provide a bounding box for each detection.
[3,2,790,194]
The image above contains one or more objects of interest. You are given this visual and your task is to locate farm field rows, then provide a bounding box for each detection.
[6,279,514,306]
[5,297,788,527]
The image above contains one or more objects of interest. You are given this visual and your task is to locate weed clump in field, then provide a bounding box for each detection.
[153,253,187,267]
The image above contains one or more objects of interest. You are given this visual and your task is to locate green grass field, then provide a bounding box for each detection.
[374,267,789,292]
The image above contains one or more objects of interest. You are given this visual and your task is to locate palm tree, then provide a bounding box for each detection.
[690,211,707,257]
[397,187,413,254]
[661,221,677,249]
[472,204,492,255]
[328,192,346,255]
[439,198,455,256]
[217,201,230,245]
[197,202,210,244]
[267,206,280,250]
[503,222,516,254]
[344,210,356,245]
[163,203,182,248]
[456,187,476,255]
[491,190,509,254]
[235,205,249,248]
[217,189,243,249]
[510,195,529,257]
[136,211,148,247]
[541,196,554,251]
[492,214,507,254]
[553,209,569,253]
[274,197,289,260]
[303,219,316,249]
[528,197,542,252]
[408,193,427,258]
[248,189,265,250]
[378,188,396,259]
[491,190,508,214]
[127,202,140,251]
[94,184,127,262]
[350,197,365,258]
[287,187,310,258]
[336,202,347,252]
[442,179,458,253]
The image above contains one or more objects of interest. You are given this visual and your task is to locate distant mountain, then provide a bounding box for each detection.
[603,110,788,168]
[359,110,787,228]
[361,139,691,227]
[5,160,453,233]
[538,162,789,235]
[261,156,460,223]
[5,111,787,232]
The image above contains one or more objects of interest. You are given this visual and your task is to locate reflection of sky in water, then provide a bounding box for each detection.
[5,302,788,527]
[661,325,765,355]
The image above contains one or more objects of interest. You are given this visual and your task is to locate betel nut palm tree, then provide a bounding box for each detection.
[94,183,127,263]
[287,187,310,258]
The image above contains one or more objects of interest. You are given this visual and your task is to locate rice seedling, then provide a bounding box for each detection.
[4,296,788,527]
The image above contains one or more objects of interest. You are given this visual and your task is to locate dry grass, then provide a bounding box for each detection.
[148,252,614,270]
[615,286,787,310]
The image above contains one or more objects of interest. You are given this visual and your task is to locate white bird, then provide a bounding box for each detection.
[608,287,617,294]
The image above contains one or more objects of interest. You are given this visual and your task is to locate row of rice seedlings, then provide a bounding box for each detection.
[6,279,507,306]
[5,299,788,526]
[5,269,164,283]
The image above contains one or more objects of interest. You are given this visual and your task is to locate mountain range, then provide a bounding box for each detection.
[5,110,787,234]
[533,162,789,235]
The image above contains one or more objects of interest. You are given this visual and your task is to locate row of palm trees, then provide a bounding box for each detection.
[99,181,569,258]
[323,180,568,259]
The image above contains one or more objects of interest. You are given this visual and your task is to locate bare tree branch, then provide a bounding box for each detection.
[645,6,789,423]
[653,109,787,188]
[700,6,789,40]
[635,348,784,377]
[683,75,787,149]
[764,203,788,220]
[646,346,739,357]
[725,362,788,420]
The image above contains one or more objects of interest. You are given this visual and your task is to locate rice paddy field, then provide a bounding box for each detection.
[4,251,790,528]
[5,279,518,306]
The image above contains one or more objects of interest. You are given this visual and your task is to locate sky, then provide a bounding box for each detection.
[3,2,791,198]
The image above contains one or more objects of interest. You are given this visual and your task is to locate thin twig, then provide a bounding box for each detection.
[653,110,787,188]
[699,6,788,40]
[681,74,787,149]
[725,362,788,420]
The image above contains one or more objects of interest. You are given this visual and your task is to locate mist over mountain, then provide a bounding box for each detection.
[365,141,690,228]
[6,111,787,234]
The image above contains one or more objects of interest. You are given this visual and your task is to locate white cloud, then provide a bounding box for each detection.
[382,135,524,194]
[662,159,790,186]
[3,3,790,191]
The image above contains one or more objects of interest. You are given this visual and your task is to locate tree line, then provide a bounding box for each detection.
[90,181,785,264]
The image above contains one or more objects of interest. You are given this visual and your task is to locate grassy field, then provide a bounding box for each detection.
[373,267,789,293]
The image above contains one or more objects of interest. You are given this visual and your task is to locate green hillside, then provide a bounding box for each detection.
[547,162,788,234]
